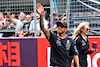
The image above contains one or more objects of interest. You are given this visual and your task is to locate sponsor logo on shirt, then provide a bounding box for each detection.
[65,40,71,50]
[56,37,61,46]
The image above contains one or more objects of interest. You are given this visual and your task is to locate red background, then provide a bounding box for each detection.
[37,36,100,67]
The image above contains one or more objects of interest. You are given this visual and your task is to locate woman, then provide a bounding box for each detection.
[73,22,96,67]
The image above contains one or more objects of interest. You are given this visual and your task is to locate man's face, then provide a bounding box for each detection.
[33,16,39,20]
[19,13,25,20]
[26,15,32,22]
[0,14,3,21]
[57,23,67,34]
[11,14,15,18]
[53,14,57,19]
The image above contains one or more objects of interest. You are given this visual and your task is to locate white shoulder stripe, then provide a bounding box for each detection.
[74,36,80,42]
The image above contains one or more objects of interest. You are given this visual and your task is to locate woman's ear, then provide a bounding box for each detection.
[80,28,83,32]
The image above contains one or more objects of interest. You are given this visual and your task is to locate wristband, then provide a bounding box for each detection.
[76,65,81,67]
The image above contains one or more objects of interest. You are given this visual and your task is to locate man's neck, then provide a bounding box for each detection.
[20,19,24,22]
[57,33,67,39]
[58,33,66,38]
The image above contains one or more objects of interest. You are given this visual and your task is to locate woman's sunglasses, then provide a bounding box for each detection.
[85,28,90,31]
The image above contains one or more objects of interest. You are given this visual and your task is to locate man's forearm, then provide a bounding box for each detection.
[73,55,80,66]
[40,15,49,38]
[8,15,15,22]
[40,15,45,31]
[36,3,49,38]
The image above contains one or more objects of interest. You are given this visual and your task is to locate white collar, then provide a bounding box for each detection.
[57,34,67,39]
[82,36,87,41]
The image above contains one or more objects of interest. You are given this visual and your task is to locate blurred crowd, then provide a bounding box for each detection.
[72,12,100,17]
[0,10,67,37]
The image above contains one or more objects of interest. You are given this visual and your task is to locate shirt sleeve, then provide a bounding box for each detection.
[70,40,78,57]
[48,32,53,41]
[14,19,18,24]
[29,20,34,30]
[47,32,56,43]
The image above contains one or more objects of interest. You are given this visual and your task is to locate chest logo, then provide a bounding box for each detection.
[65,40,71,50]
[81,40,86,46]
[56,38,61,46]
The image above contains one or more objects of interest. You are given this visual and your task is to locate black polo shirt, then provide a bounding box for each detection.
[48,32,78,67]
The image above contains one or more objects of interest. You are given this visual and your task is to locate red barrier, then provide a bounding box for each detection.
[37,36,100,67]
[37,38,50,67]
[87,37,100,67]
[0,37,100,67]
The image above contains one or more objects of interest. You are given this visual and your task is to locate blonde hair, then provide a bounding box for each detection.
[73,21,89,38]
[61,17,66,21]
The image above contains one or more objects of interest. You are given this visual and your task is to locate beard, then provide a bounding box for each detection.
[57,31,65,34]
[58,32,62,34]
[57,28,67,35]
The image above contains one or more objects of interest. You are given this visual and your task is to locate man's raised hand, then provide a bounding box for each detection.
[36,3,44,16]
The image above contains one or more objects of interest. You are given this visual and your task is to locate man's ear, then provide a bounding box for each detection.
[65,28,67,32]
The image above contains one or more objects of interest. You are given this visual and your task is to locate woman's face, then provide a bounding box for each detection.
[81,25,90,36]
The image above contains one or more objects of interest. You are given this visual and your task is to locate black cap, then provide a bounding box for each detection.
[56,21,67,28]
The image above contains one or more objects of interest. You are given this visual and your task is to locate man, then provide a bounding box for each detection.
[0,12,12,37]
[6,11,27,37]
[29,13,48,37]
[24,15,32,30]
[29,13,40,36]
[19,15,32,37]
[36,3,80,67]
[47,11,59,31]
[0,12,6,37]
[6,11,27,30]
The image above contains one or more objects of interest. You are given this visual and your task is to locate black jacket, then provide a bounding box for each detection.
[74,35,93,58]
